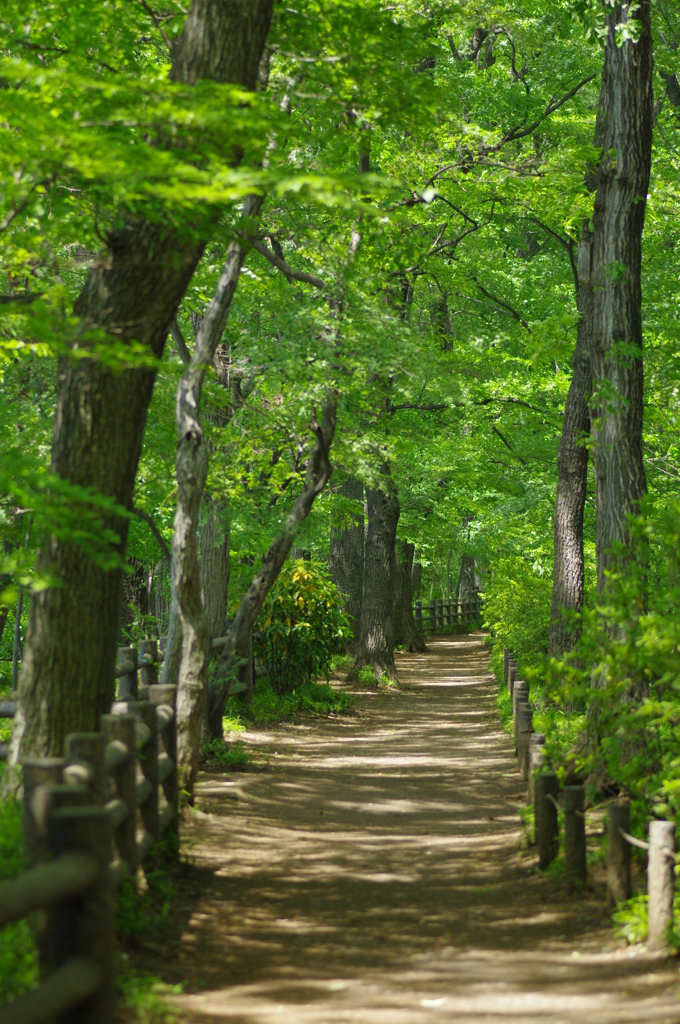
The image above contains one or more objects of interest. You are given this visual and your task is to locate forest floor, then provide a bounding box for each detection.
[149,635,680,1023]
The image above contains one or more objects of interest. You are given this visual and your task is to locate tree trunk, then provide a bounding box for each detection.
[207,392,338,738]
[394,540,426,653]
[354,476,400,681]
[549,223,594,656]
[8,0,275,778]
[173,194,264,799]
[329,476,364,655]
[412,561,422,602]
[590,1,652,597]
[199,498,230,641]
[549,70,610,657]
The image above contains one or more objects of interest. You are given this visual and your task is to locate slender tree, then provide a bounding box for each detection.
[329,477,364,654]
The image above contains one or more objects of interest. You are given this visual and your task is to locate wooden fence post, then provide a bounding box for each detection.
[436,598,444,631]
[444,598,451,627]
[516,703,533,780]
[535,771,559,868]
[139,639,158,691]
[133,701,159,857]
[22,758,66,866]
[47,806,115,1024]
[528,738,546,805]
[415,601,423,633]
[512,681,529,743]
[508,661,517,697]
[648,819,676,952]
[428,599,436,633]
[503,649,510,688]
[607,800,631,906]
[101,713,138,881]
[65,734,107,806]
[563,785,587,891]
[149,684,179,857]
[117,646,138,701]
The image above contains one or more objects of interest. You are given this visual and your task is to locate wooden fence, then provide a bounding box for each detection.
[413,593,482,634]
[504,648,678,953]
[0,650,178,1024]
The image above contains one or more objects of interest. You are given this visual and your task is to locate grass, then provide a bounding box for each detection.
[202,738,252,772]
[118,967,182,1024]
[224,677,353,730]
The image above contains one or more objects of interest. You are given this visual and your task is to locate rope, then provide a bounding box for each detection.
[618,827,650,852]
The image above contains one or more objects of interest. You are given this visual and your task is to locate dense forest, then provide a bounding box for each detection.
[2,0,680,924]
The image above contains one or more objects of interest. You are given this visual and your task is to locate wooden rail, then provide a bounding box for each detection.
[0,683,178,1023]
[413,593,482,634]
[503,646,678,954]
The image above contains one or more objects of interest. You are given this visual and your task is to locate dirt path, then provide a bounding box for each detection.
[169,635,680,1023]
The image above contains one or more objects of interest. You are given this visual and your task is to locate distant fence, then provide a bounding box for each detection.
[0,677,178,1023]
[413,594,482,634]
[504,647,678,953]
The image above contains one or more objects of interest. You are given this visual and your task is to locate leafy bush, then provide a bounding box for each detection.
[255,561,351,693]
[482,555,552,681]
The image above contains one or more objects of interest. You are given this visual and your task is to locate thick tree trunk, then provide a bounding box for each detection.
[590,1,652,595]
[354,477,400,681]
[394,540,426,653]
[8,0,274,777]
[549,224,594,656]
[329,477,364,654]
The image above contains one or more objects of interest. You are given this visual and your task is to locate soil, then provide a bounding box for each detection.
[149,635,680,1022]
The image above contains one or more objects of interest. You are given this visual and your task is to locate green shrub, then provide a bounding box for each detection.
[0,797,38,1002]
[225,677,352,728]
[254,561,351,693]
[356,665,378,686]
[202,738,252,772]
[482,555,552,680]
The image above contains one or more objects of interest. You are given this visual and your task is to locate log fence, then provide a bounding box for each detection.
[413,593,482,634]
[504,645,680,953]
[0,660,178,1024]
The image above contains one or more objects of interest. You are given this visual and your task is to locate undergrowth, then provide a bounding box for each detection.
[202,738,252,772]
[224,677,352,729]
[0,795,37,1003]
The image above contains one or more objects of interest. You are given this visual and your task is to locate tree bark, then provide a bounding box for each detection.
[354,475,400,681]
[329,477,364,655]
[549,223,594,656]
[8,0,274,778]
[173,193,264,798]
[199,498,230,641]
[549,72,610,657]
[590,1,653,595]
[394,540,425,653]
[208,394,337,737]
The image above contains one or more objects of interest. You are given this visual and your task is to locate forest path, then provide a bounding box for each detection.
[170,635,680,1023]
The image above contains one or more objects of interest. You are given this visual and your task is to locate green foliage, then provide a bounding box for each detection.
[330,653,354,674]
[0,798,37,1002]
[356,666,379,686]
[202,738,252,772]
[118,967,182,1024]
[483,556,553,679]
[613,896,649,946]
[254,561,351,694]
[225,678,352,729]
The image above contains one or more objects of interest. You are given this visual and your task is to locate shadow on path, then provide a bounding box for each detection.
[168,635,680,1023]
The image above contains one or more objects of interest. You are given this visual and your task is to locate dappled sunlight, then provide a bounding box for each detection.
[167,637,680,1024]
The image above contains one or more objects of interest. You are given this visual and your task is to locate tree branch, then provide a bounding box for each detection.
[525,215,579,294]
[253,241,326,290]
[132,507,172,571]
[492,425,527,465]
[170,317,191,364]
